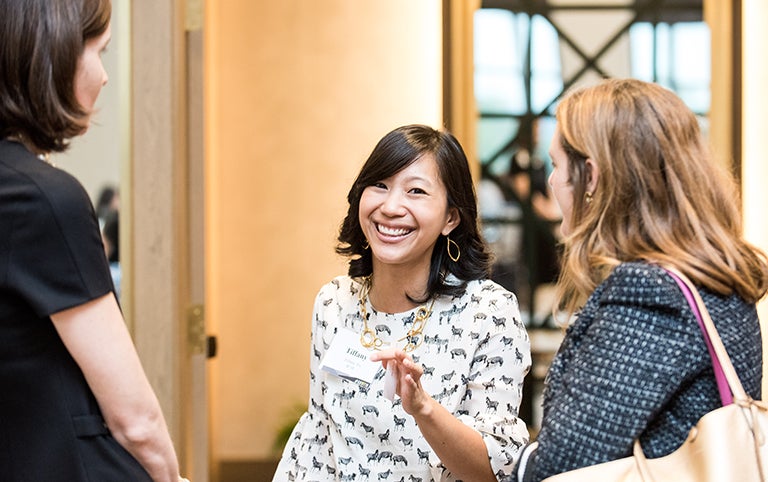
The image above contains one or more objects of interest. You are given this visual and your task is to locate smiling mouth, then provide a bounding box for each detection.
[376,223,413,237]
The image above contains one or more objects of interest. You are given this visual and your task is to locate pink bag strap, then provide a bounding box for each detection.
[663,267,733,406]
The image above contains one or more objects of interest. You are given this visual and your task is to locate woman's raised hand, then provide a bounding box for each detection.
[370,349,432,417]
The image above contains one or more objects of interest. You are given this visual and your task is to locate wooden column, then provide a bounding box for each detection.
[128,0,189,466]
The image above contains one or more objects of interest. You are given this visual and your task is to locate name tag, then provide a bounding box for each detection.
[319,328,380,385]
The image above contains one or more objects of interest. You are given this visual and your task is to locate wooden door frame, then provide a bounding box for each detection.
[705,0,740,174]
[127,0,206,478]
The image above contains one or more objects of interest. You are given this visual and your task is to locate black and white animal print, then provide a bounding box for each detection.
[273,276,531,481]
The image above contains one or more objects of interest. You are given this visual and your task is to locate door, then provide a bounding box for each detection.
[129,0,212,480]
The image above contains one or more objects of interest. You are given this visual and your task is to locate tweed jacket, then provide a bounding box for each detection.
[514,262,762,482]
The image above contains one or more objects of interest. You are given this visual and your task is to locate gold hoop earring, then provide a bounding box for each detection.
[363,240,369,250]
[585,192,593,205]
[446,236,461,262]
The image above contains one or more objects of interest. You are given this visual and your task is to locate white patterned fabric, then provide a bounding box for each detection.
[274,276,531,481]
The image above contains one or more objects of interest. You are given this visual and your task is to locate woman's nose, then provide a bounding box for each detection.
[380,191,406,216]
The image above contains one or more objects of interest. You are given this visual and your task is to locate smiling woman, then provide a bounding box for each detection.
[337,125,494,302]
[357,153,459,281]
[272,124,531,482]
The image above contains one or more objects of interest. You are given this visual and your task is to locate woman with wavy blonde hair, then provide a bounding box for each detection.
[509,78,768,482]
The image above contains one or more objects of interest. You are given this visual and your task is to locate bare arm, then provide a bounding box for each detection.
[51,293,180,482]
[371,350,497,482]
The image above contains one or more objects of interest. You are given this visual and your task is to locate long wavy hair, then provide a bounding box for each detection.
[555,78,768,315]
[336,124,492,301]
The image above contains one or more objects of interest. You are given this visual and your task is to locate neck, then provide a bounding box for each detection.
[368,262,431,313]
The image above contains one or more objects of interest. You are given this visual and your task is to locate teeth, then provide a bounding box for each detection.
[377,224,410,236]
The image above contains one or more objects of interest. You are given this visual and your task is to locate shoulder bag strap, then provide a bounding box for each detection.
[661,265,746,406]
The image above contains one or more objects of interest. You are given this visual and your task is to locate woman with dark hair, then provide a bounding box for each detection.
[0,0,183,480]
[509,79,768,481]
[274,125,531,481]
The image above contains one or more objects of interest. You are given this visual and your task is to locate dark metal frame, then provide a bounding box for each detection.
[476,0,705,327]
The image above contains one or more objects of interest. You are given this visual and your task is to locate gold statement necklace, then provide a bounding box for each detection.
[358,277,435,353]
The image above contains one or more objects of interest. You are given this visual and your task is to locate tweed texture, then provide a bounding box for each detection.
[517,262,762,482]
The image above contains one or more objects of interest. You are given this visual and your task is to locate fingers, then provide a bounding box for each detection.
[401,357,423,378]
[369,348,408,363]
[404,373,418,389]
[369,348,396,362]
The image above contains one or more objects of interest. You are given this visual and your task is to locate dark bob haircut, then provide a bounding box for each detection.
[336,124,492,301]
[0,0,112,153]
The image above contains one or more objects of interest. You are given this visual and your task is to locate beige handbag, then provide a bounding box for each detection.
[543,266,768,482]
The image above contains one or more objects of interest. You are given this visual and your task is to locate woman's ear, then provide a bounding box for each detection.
[442,207,461,236]
[585,158,600,194]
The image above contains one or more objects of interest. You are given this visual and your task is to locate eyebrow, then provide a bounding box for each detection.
[401,174,435,186]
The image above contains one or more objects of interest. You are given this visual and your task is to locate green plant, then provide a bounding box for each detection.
[272,401,306,455]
